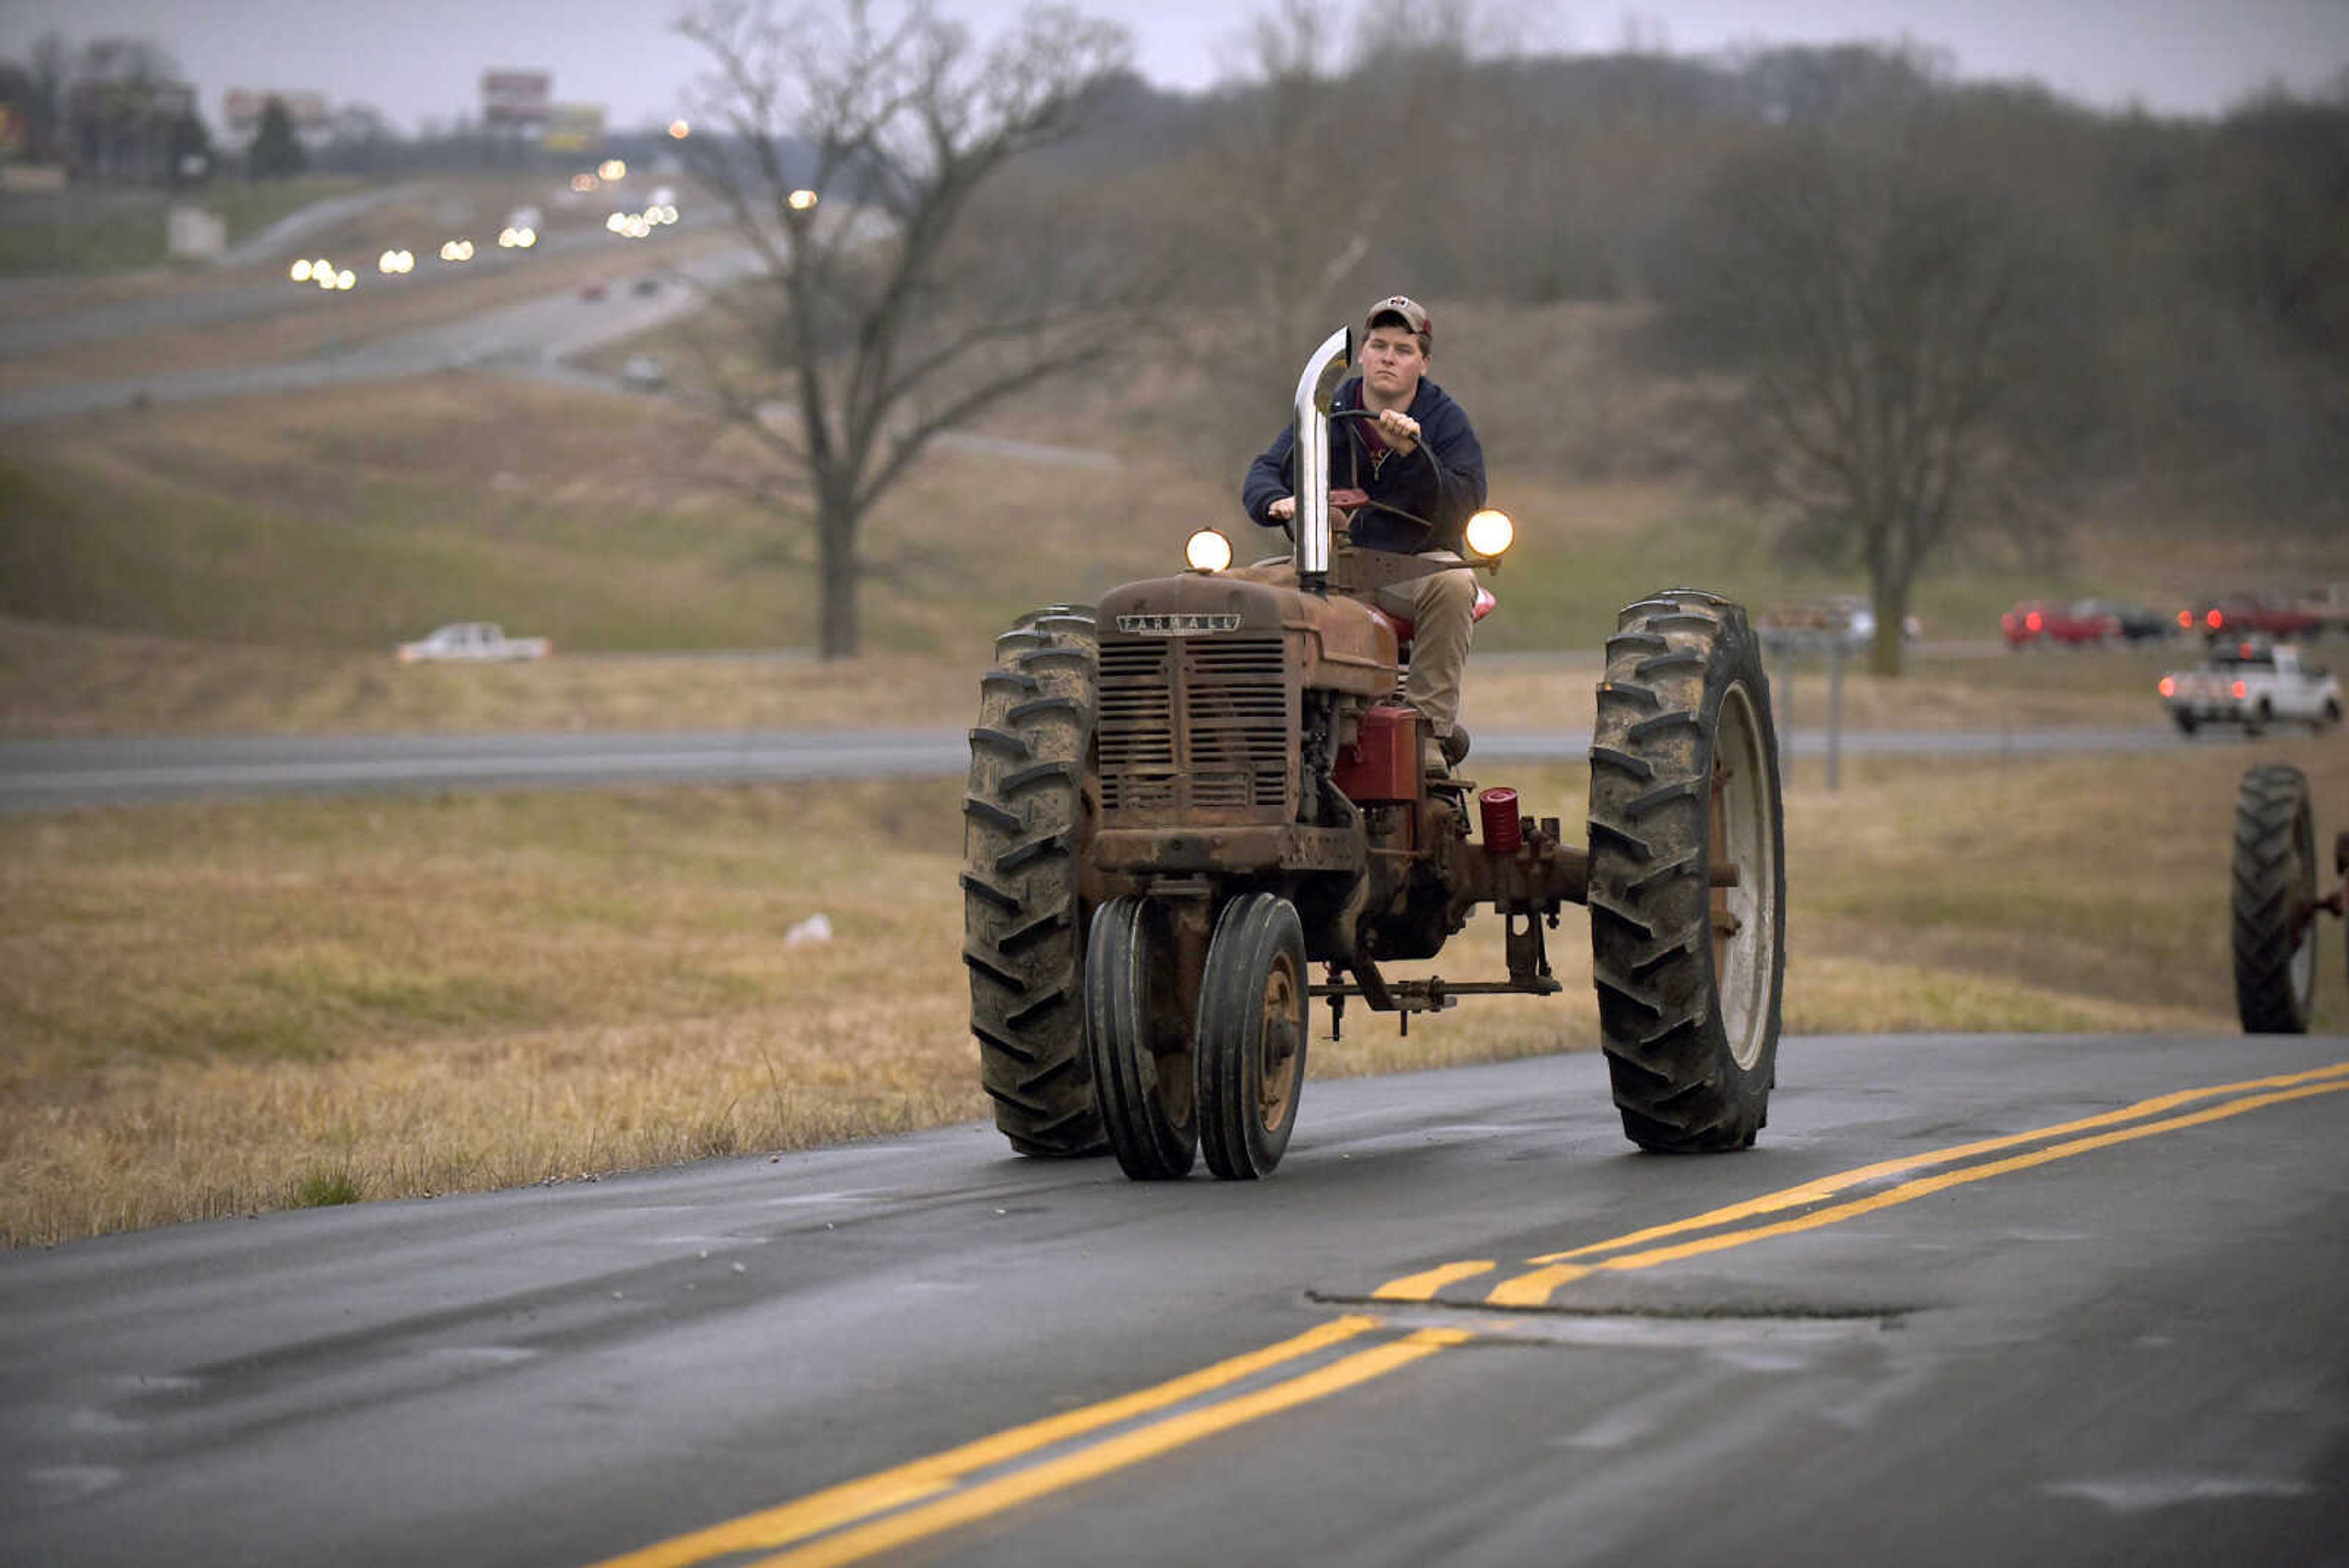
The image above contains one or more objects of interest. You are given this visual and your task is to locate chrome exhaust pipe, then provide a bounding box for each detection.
[1291,326,1353,590]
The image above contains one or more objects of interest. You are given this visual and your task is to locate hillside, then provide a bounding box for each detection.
[6,302,2345,739]
[9,302,2344,611]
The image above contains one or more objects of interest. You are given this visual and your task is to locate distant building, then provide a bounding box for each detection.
[65,75,195,183]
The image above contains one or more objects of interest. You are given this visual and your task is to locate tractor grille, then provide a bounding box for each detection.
[1097,641,1176,789]
[1097,634,1291,820]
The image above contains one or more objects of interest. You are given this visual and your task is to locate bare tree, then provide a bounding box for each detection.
[1204,0,1483,385]
[674,0,1149,659]
[1203,0,1367,393]
[1664,107,2095,674]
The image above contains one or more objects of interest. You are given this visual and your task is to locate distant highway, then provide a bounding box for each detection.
[0,194,654,360]
[0,237,759,425]
[0,206,1119,474]
[0,724,2199,812]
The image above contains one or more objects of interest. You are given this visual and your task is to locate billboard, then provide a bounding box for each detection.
[481,70,552,127]
[542,103,605,153]
[223,89,328,138]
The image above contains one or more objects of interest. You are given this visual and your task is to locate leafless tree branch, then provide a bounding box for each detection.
[674,0,1145,657]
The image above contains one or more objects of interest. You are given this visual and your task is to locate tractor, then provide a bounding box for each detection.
[962,327,1787,1179]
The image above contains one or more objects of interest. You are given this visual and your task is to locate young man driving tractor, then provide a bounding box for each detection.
[968,300,1786,1178]
[1241,294,1489,771]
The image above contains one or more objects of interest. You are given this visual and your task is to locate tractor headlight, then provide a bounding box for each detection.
[1463,508,1515,559]
[1184,529,1233,573]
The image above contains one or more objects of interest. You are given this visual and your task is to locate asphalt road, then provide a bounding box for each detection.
[3,1033,2345,1567]
[0,723,2211,812]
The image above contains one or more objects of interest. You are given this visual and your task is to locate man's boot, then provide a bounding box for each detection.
[1420,721,1471,777]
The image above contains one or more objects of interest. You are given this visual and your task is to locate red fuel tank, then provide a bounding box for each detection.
[1334,704,1420,801]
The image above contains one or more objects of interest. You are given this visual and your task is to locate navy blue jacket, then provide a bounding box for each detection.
[1241,375,1487,555]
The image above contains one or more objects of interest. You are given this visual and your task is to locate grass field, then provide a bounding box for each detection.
[2,738,2342,1246]
[12,299,2343,682]
[0,611,2209,739]
[5,357,2337,740]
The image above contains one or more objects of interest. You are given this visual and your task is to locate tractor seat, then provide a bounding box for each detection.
[1372,584,1497,656]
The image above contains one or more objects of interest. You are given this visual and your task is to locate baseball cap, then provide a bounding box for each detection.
[1364,294,1431,344]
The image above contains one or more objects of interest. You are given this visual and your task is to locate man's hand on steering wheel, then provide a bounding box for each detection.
[1373,407,1422,455]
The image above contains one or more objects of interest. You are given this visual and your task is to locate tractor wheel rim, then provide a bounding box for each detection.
[1712,682,1776,1071]
[2291,817,2317,1005]
[1256,953,1301,1131]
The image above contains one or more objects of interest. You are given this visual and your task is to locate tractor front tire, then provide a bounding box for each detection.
[964,609,1108,1156]
[1195,893,1310,1180]
[1085,896,1198,1180]
[1588,589,1787,1153]
[2232,762,2317,1034]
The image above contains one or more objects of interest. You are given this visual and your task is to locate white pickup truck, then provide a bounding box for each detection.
[395,622,553,663]
[2159,641,2341,735]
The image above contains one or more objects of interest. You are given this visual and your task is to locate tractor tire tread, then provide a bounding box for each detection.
[1589,745,1656,782]
[2232,762,2317,1034]
[961,798,1023,834]
[1598,680,1663,712]
[1587,590,1785,1154]
[958,869,1020,911]
[967,610,1108,1156]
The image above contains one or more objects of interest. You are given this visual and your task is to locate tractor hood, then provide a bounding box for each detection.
[1098,573,1397,700]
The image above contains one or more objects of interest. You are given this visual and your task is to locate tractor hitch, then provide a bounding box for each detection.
[1312,940,1566,1041]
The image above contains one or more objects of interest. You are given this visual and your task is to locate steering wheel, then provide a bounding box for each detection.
[1261,409,1442,541]
[1319,407,1441,537]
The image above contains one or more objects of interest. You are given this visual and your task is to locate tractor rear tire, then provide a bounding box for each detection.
[1587,588,1786,1153]
[1195,893,1310,1180]
[1085,897,1198,1180]
[2232,763,2317,1034]
[964,609,1108,1156]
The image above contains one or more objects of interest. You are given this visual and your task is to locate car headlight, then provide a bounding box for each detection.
[1184,529,1233,573]
[1463,508,1515,559]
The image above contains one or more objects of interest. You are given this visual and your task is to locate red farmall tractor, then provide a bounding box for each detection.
[963,329,1787,1179]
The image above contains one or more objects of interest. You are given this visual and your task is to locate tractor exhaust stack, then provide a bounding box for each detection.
[1291,326,1353,592]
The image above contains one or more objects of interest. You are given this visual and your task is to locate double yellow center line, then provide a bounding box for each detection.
[591,1058,2349,1568]
[1379,1057,2349,1309]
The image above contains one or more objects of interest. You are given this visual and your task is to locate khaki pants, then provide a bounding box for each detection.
[1371,551,1475,739]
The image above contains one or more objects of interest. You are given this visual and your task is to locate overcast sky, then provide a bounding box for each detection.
[2,0,2343,133]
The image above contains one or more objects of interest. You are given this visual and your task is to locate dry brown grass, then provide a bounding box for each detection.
[0,361,1226,672]
[0,620,2183,739]
[2,607,2188,743]
[4,737,2342,1246]
[1461,645,2189,736]
[0,619,1000,736]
